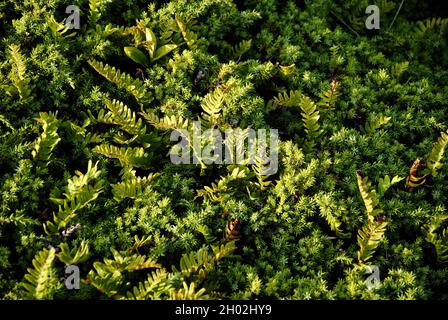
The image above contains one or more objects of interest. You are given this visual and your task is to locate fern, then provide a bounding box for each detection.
[98,98,146,136]
[315,192,349,238]
[426,130,448,177]
[377,175,404,197]
[86,249,161,298]
[232,39,252,59]
[32,112,61,167]
[318,81,341,109]
[415,17,448,36]
[57,241,90,265]
[356,171,383,217]
[251,150,273,191]
[391,61,409,79]
[357,219,388,264]
[93,144,152,168]
[266,90,301,111]
[4,44,34,101]
[88,59,152,103]
[169,282,208,300]
[196,167,248,202]
[140,111,190,131]
[176,17,198,49]
[112,173,160,201]
[126,269,171,300]
[173,241,237,282]
[361,114,391,135]
[45,161,103,235]
[201,88,224,128]
[20,248,59,299]
[423,215,448,263]
[299,95,322,147]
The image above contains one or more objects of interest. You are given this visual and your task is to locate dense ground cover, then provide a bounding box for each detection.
[0,0,447,300]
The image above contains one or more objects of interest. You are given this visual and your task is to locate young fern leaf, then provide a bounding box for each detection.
[315,192,350,238]
[98,98,146,135]
[45,161,103,235]
[318,80,341,109]
[140,111,190,131]
[300,95,322,149]
[357,219,388,264]
[32,112,61,167]
[126,269,171,300]
[5,44,34,100]
[112,173,160,202]
[93,145,152,168]
[57,241,90,265]
[169,282,208,300]
[201,88,224,128]
[266,90,301,111]
[252,151,273,191]
[21,248,59,300]
[173,241,236,282]
[361,114,391,135]
[356,171,383,217]
[377,175,404,197]
[423,215,448,263]
[415,17,448,35]
[86,249,161,298]
[426,130,448,177]
[88,59,152,104]
[196,167,248,202]
[232,39,252,59]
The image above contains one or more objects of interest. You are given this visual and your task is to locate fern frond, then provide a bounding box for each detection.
[315,192,350,238]
[266,90,301,111]
[93,144,152,168]
[391,61,409,79]
[415,17,448,35]
[318,81,341,109]
[252,151,273,191]
[98,98,146,135]
[201,88,224,127]
[232,39,252,59]
[356,171,383,217]
[57,241,90,265]
[423,215,448,263]
[357,219,388,264]
[45,161,103,235]
[140,111,190,131]
[21,248,59,299]
[196,167,248,202]
[361,114,391,135]
[300,95,322,145]
[126,269,171,300]
[88,59,151,103]
[112,173,160,201]
[426,130,448,177]
[86,249,161,298]
[377,175,404,197]
[169,282,208,300]
[32,112,61,167]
